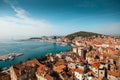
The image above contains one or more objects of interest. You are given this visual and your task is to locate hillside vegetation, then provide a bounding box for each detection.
[65,31,102,40]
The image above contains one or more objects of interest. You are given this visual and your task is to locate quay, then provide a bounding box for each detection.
[0,53,23,61]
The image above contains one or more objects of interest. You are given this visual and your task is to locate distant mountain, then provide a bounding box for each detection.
[65,31,102,40]
[29,36,62,40]
[29,37,42,39]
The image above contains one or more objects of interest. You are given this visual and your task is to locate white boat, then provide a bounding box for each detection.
[60,42,67,46]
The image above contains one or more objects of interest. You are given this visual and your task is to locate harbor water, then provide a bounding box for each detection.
[0,40,72,68]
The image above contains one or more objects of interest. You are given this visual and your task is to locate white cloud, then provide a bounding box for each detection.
[4,0,27,19]
[11,5,27,19]
[0,0,59,40]
[0,16,58,39]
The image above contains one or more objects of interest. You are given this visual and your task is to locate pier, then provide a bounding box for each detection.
[0,53,23,61]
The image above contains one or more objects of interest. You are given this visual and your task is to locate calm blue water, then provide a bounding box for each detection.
[0,40,72,68]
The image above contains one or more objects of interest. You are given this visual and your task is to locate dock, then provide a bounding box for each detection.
[0,53,23,61]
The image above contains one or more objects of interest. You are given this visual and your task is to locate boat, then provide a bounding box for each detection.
[60,42,68,46]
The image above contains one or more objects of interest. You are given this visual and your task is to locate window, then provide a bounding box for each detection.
[101,72,103,74]
[95,71,97,73]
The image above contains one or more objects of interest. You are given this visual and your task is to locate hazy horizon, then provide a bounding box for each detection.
[0,0,120,40]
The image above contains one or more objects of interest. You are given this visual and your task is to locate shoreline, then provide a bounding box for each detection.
[0,40,72,69]
[20,39,73,46]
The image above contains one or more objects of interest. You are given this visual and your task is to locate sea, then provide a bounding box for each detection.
[0,40,72,68]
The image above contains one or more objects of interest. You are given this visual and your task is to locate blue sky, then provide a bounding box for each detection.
[0,0,120,39]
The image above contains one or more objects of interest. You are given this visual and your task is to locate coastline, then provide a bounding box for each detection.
[0,40,72,68]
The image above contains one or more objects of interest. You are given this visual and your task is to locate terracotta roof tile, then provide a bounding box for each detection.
[26,58,42,67]
[75,68,84,73]
[53,65,66,73]
[107,70,120,77]
[45,74,52,80]
[92,77,103,80]
[69,68,75,73]
[12,63,23,78]
[92,63,100,68]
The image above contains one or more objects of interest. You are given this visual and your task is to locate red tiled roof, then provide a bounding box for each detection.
[26,58,42,67]
[53,65,66,73]
[45,74,52,80]
[12,58,45,77]
[36,66,45,75]
[75,68,84,73]
[92,63,100,68]
[92,77,103,80]
[107,70,120,77]
[69,68,75,73]
[12,63,24,78]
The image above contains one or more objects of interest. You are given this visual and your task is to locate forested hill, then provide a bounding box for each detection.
[65,31,102,40]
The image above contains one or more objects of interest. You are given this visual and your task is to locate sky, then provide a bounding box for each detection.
[0,0,120,40]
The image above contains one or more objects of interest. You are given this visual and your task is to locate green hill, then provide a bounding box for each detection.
[65,31,102,40]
